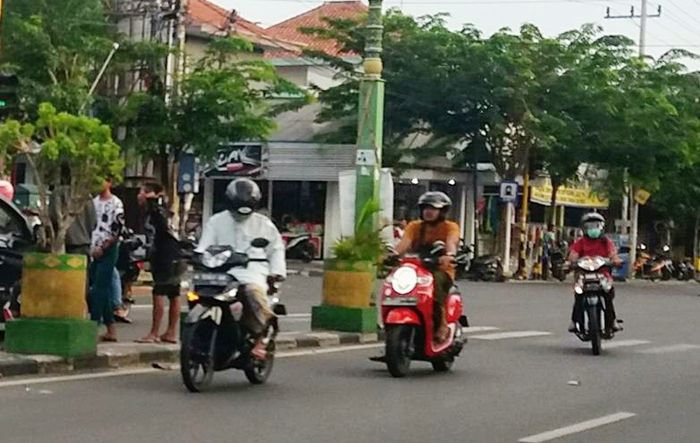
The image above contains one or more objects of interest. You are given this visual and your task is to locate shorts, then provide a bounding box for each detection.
[151,259,186,298]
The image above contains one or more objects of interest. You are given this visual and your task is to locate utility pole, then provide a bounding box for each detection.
[354,0,384,230]
[605,1,660,279]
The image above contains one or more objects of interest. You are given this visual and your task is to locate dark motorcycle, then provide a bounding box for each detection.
[180,238,286,392]
[673,258,695,281]
[549,243,569,282]
[570,256,621,356]
[116,229,146,312]
[455,242,504,282]
[285,233,316,263]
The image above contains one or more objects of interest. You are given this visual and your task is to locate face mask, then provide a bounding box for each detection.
[587,228,602,239]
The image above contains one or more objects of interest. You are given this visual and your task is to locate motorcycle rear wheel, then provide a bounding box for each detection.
[181,322,216,392]
[386,325,413,378]
[244,339,275,385]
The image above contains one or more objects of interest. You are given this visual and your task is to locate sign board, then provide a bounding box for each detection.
[634,188,651,205]
[530,182,609,209]
[213,143,264,177]
[499,181,518,203]
[355,149,376,166]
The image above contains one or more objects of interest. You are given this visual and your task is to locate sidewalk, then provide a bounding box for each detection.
[0,329,378,378]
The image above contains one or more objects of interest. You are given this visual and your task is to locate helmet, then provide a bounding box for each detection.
[581,212,605,239]
[225,178,261,216]
[418,191,452,221]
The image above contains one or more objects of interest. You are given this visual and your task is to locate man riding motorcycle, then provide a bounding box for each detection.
[394,192,460,344]
[196,178,286,360]
[567,212,623,333]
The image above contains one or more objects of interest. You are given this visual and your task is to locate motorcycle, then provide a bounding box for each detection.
[284,233,316,263]
[673,258,695,281]
[373,241,469,377]
[180,238,286,392]
[634,243,673,281]
[549,241,569,282]
[455,241,504,282]
[570,256,621,355]
[116,229,146,312]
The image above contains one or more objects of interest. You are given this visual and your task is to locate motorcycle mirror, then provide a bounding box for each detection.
[251,238,270,248]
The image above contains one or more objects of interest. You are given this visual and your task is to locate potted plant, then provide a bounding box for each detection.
[312,199,387,333]
[0,103,123,356]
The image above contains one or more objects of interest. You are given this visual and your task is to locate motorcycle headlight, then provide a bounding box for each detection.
[391,266,418,295]
[214,286,238,302]
[202,250,233,268]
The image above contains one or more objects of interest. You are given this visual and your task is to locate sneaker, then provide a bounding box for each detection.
[612,320,623,332]
[568,322,577,333]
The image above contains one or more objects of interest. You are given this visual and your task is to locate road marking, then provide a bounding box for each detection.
[284,313,312,318]
[470,331,552,340]
[0,344,384,388]
[637,344,700,354]
[0,368,158,388]
[462,326,500,334]
[602,339,651,349]
[518,412,636,443]
[279,343,383,358]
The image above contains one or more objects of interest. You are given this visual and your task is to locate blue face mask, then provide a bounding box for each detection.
[587,228,602,239]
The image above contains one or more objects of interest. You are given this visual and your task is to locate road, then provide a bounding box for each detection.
[1,279,699,443]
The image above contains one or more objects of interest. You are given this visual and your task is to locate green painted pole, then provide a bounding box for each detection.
[354,0,385,230]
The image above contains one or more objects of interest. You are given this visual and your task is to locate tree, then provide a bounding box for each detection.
[122,37,309,232]
[0,103,123,253]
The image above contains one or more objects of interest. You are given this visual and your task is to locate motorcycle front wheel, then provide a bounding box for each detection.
[180,322,217,392]
[586,305,602,356]
[386,325,414,378]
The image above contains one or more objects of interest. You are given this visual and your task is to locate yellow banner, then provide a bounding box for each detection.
[530,183,609,209]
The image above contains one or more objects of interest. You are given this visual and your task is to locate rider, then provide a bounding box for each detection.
[394,192,460,343]
[196,178,286,359]
[567,212,623,333]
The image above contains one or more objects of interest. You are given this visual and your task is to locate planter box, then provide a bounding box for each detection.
[321,259,376,308]
[21,253,88,319]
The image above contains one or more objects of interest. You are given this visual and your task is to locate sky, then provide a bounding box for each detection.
[213,0,700,68]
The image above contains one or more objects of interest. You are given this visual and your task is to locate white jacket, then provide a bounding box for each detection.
[196,211,286,291]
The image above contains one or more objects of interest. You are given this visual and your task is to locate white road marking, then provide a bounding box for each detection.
[0,344,384,388]
[637,344,700,354]
[462,326,500,334]
[470,331,552,340]
[284,313,312,318]
[0,368,158,388]
[518,412,637,443]
[602,340,651,349]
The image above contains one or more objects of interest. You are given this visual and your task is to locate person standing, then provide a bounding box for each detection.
[90,178,124,342]
[136,182,185,344]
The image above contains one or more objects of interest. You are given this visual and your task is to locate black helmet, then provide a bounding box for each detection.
[225,178,261,216]
[581,212,605,239]
[418,191,452,220]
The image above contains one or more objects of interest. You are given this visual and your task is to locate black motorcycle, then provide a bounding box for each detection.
[0,197,34,329]
[285,233,316,263]
[673,258,695,281]
[116,229,146,310]
[455,241,504,282]
[570,256,621,356]
[180,238,286,392]
[549,243,569,282]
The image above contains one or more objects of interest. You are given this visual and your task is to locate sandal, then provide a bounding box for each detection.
[100,335,118,343]
[134,337,161,344]
[159,336,178,344]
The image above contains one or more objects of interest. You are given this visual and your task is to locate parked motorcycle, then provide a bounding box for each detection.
[373,241,469,377]
[455,241,504,282]
[116,228,146,312]
[672,258,695,281]
[285,233,316,263]
[549,241,569,282]
[180,238,286,392]
[570,256,622,355]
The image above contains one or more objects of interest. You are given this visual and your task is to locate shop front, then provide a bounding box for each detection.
[202,142,355,259]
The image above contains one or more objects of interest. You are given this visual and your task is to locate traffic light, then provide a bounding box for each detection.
[0,74,19,119]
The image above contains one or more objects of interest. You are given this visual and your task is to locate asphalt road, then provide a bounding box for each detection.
[1,279,699,443]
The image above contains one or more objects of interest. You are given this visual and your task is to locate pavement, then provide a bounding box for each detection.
[0,279,698,442]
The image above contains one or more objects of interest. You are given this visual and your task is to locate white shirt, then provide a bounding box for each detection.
[196,211,286,290]
[91,195,124,249]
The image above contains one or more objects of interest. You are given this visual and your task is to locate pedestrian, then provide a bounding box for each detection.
[89,178,124,342]
[136,181,185,344]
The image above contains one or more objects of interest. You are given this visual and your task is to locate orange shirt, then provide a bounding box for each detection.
[403,220,460,279]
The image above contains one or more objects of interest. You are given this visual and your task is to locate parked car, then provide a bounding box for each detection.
[0,196,34,332]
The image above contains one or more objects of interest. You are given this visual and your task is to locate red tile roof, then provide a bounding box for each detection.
[266,1,367,57]
[187,0,281,43]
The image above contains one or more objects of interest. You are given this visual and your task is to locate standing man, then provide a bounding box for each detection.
[136,182,185,344]
[90,178,124,342]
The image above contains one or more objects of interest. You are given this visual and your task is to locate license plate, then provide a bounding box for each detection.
[193,273,231,283]
[383,297,418,306]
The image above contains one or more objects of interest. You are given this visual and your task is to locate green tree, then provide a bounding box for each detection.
[0,103,123,253]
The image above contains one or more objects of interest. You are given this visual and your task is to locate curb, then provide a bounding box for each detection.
[0,331,379,379]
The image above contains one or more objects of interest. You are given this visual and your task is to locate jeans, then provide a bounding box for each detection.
[89,245,119,326]
[111,267,122,308]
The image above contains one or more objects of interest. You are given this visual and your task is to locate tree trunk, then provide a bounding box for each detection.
[549,181,561,226]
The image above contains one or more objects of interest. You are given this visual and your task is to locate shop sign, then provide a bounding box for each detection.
[530,182,609,209]
[215,143,264,176]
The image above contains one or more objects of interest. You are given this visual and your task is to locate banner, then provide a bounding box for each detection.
[530,182,608,209]
[208,143,264,177]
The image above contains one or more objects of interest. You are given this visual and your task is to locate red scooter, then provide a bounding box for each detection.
[373,242,469,377]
